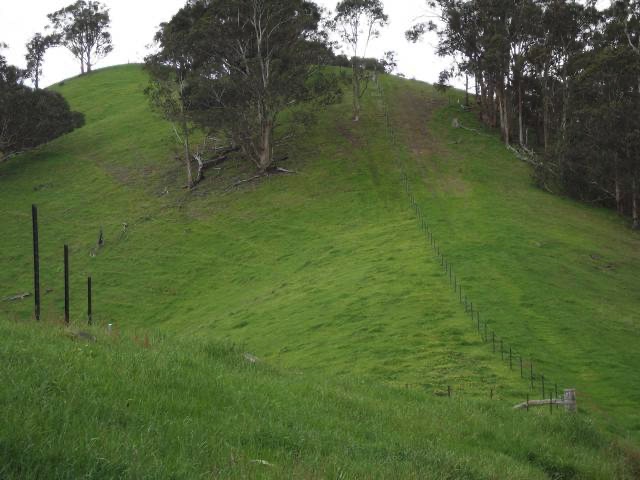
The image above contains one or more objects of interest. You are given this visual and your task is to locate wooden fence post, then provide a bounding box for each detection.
[564,389,577,412]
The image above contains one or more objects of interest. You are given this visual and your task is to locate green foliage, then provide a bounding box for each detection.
[25,33,59,90]
[149,0,338,173]
[48,0,113,74]
[333,0,388,121]
[0,52,84,160]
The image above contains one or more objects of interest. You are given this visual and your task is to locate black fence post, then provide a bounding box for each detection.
[520,356,523,378]
[87,276,92,325]
[476,311,480,334]
[530,361,534,389]
[64,245,69,324]
[32,205,40,321]
[526,393,529,411]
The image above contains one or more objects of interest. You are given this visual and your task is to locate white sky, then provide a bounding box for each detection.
[0,0,450,88]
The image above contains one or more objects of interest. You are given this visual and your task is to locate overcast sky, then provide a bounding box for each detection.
[0,0,450,88]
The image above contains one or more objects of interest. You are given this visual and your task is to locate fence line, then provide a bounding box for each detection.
[372,78,566,408]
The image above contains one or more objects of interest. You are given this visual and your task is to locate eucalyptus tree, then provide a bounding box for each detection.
[25,33,59,89]
[48,1,113,74]
[149,0,338,175]
[146,6,197,188]
[333,0,388,121]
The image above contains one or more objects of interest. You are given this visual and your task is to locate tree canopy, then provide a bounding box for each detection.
[48,0,113,75]
[0,49,84,161]
[333,0,388,121]
[25,33,59,89]
[147,0,340,180]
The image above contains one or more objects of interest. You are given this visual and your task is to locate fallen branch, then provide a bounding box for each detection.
[193,146,241,185]
[2,292,31,302]
[513,399,566,409]
[226,163,297,191]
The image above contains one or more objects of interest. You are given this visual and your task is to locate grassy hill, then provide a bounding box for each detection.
[0,64,639,477]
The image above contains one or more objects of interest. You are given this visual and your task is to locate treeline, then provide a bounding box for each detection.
[410,0,640,229]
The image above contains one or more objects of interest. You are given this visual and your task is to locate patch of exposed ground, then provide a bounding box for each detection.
[389,85,471,196]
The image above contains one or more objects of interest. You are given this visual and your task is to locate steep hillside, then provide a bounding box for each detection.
[0,65,639,476]
[0,65,527,397]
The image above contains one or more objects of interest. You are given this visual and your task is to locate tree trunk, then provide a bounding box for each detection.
[183,123,192,188]
[465,74,469,107]
[615,164,623,214]
[633,176,639,230]
[352,59,361,122]
[80,61,85,75]
[257,119,274,172]
[34,74,39,90]
[497,86,509,147]
[518,83,524,146]
[543,67,550,155]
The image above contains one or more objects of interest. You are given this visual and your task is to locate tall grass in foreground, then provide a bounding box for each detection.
[0,319,637,479]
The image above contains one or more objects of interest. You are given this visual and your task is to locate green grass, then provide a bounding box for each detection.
[0,319,636,479]
[381,77,640,439]
[0,64,639,476]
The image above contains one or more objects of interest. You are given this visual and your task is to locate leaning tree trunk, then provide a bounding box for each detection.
[183,120,193,188]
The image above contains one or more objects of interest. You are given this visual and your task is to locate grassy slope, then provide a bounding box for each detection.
[0,65,638,476]
[0,319,635,479]
[381,77,640,439]
[0,65,526,397]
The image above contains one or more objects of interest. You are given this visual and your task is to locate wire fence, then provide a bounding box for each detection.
[372,77,569,410]
[2,80,573,412]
